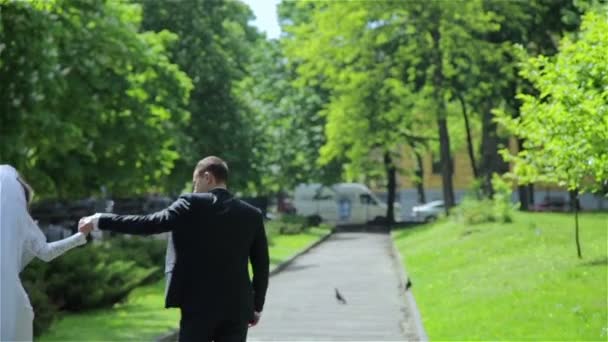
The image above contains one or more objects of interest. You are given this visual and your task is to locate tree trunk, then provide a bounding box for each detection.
[509,76,535,210]
[384,152,396,226]
[479,102,499,198]
[437,117,455,212]
[277,190,286,213]
[518,185,530,211]
[528,184,535,205]
[516,138,532,210]
[413,149,426,204]
[570,190,582,258]
[456,93,478,179]
[431,18,455,214]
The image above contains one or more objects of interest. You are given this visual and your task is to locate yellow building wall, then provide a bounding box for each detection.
[398,146,476,190]
[397,137,566,191]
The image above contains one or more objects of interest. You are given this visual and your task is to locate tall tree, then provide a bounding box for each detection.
[496,8,608,257]
[238,39,341,195]
[282,1,426,223]
[280,0,509,218]
[377,0,502,212]
[0,0,192,198]
[140,0,262,192]
[476,0,584,202]
[497,7,608,196]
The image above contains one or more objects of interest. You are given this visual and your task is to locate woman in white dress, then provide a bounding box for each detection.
[0,165,92,341]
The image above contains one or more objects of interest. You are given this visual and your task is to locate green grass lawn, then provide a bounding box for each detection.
[40,227,330,341]
[267,227,329,266]
[39,279,179,342]
[393,211,608,341]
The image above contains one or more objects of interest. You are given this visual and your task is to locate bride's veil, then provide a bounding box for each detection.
[0,165,33,340]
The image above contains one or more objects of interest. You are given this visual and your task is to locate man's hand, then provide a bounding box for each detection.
[248,311,261,328]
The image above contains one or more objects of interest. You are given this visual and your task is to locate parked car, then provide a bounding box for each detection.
[532,196,573,212]
[293,183,401,225]
[411,200,445,222]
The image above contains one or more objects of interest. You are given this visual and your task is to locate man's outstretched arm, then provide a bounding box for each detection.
[80,196,192,235]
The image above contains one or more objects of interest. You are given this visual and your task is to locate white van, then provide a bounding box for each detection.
[293,183,401,225]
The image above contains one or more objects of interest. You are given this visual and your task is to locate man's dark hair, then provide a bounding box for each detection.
[195,156,229,182]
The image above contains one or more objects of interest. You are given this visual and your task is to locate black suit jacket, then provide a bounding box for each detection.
[98,189,269,321]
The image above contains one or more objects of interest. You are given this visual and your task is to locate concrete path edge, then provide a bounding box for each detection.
[154,229,334,342]
[390,231,429,342]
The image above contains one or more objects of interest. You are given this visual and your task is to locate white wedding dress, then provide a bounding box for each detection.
[1,165,87,341]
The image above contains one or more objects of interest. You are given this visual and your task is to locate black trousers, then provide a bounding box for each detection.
[178,310,248,342]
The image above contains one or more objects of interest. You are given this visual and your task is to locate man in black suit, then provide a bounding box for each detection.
[79,156,269,342]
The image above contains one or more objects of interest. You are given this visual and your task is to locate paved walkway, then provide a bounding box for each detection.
[248,232,424,341]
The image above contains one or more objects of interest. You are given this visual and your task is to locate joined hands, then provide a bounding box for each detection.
[78,215,98,235]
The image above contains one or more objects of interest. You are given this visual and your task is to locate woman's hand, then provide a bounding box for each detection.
[78,218,94,235]
[78,214,101,235]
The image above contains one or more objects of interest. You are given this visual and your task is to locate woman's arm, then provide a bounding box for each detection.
[25,217,87,262]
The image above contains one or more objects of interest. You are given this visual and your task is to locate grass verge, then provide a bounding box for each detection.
[393,211,607,341]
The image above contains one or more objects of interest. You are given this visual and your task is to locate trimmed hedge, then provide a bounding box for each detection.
[20,236,166,336]
[265,214,331,247]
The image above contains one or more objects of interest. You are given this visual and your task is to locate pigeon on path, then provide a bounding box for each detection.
[335,288,347,304]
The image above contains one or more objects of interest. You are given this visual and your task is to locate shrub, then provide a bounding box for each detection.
[20,235,167,336]
[21,261,57,336]
[454,174,517,225]
[264,214,330,246]
[42,246,157,310]
[279,214,309,227]
[266,214,310,236]
[103,235,167,276]
[491,173,517,223]
[454,198,496,225]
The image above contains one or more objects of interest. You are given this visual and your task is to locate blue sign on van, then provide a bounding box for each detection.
[339,198,351,220]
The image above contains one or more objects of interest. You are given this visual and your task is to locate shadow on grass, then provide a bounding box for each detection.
[459,229,481,238]
[581,257,608,267]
